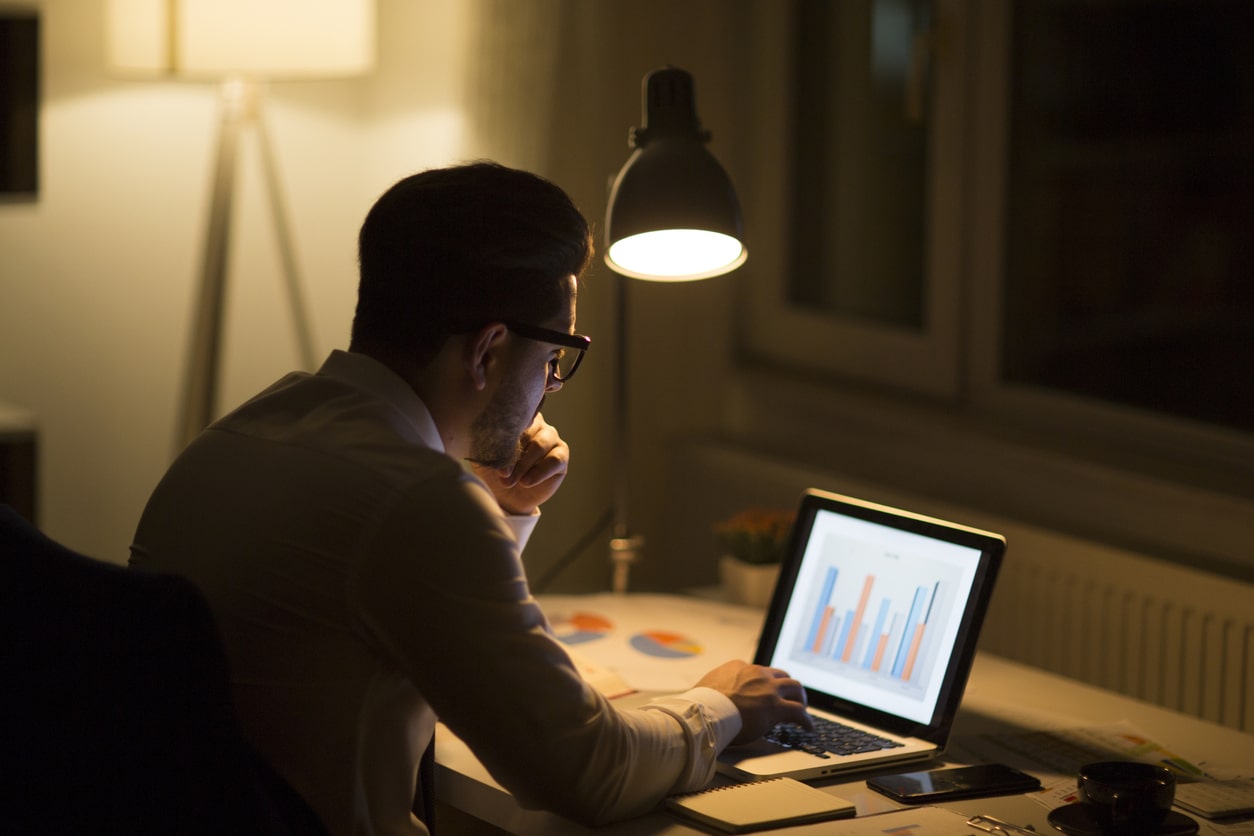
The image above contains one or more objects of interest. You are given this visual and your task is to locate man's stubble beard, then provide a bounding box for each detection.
[467,381,544,471]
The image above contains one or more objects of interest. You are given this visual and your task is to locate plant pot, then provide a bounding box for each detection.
[719,555,781,608]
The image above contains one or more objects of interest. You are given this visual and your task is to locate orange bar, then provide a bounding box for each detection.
[902,622,927,681]
[812,607,834,654]
[841,575,876,662]
[871,633,889,671]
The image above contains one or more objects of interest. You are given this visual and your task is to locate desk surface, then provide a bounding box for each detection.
[435,594,1254,835]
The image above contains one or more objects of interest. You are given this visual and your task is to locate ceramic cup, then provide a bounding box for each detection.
[1077,761,1176,834]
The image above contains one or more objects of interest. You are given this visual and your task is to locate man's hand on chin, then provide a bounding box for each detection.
[471,413,569,516]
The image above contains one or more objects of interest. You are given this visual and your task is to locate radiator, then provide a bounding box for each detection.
[978,533,1254,734]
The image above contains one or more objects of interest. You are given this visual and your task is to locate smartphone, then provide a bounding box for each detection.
[866,763,1042,804]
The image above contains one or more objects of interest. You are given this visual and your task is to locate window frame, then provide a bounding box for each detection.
[965,1,1254,490]
[741,0,969,399]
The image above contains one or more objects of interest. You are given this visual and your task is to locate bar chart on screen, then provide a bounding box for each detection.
[787,533,966,696]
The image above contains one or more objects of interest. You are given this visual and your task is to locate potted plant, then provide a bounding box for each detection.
[714,508,795,607]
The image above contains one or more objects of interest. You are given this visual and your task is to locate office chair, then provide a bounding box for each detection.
[0,504,329,835]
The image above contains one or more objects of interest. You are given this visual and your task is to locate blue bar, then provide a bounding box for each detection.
[923,581,939,624]
[804,567,838,651]
[821,614,841,656]
[834,609,855,659]
[862,598,891,668]
[891,586,929,677]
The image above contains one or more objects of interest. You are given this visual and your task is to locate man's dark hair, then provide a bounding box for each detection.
[350,161,593,361]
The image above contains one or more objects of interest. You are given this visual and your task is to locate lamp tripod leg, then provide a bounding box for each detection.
[176,79,319,454]
[178,82,242,451]
[255,106,317,372]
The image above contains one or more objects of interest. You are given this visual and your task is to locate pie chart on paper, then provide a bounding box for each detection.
[551,612,613,645]
[630,630,703,659]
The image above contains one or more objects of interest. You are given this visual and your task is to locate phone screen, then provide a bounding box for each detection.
[867,764,1041,803]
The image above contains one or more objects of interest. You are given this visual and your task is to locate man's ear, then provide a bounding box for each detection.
[463,323,509,391]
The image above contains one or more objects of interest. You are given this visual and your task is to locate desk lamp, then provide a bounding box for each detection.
[106,0,375,450]
[604,66,747,593]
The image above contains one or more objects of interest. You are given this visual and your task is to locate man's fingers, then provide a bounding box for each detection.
[517,453,566,488]
[510,439,566,486]
[775,676,813,727]
[778,676,807,706]
[779,701,814,730]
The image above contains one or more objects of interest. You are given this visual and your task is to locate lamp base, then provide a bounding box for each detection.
[609,534,644,594]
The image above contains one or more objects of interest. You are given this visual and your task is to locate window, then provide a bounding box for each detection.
[999,0,1254,436]
[966,0,1254,492]
[790,0,931,330]
[745,0,964,398]
[737,0,1254,576]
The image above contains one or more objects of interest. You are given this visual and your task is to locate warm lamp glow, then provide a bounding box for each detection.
[603,67,748,593]
[106,0,375,79]
[105,0,376,448]
[604,66,747,282]
[606,229,746,282]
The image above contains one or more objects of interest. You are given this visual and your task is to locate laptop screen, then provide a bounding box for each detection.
[757,490,1004,732]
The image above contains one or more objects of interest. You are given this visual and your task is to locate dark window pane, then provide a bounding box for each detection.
[1003,0,1254,433]
[790,0,931,329]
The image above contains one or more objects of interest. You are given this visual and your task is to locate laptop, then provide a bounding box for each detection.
[717,488,1005,782]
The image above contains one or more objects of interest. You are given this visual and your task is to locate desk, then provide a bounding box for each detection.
[435,594,1254,835]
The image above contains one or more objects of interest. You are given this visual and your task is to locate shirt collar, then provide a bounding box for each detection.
[316,350,445,453]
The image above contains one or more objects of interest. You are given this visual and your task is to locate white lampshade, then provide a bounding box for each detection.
[106,0,376,79]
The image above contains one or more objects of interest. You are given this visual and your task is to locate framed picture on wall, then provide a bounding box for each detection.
[0,9,39,196]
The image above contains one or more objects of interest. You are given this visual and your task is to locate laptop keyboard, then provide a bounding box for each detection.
[765,715,906,759]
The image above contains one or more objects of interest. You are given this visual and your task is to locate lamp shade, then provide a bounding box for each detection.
[605,67,747,282]
[106,0,375,79]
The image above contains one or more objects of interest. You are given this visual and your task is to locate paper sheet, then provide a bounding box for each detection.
[785,806,986,834]
[537,593,763,692]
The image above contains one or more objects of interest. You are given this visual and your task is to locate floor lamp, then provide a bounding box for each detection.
[604,66,748,593]
[105,0,375,450]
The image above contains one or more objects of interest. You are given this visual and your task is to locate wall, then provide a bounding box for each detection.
[0,0,749,592]
[6,1,1245,604]
[0,0,475,561]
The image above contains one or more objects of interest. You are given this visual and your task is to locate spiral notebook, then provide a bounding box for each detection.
[665,777,855,833]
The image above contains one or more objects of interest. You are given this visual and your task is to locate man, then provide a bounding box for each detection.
[131,162,810,836]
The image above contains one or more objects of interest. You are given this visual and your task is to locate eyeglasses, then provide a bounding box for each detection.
[502,321,591,383]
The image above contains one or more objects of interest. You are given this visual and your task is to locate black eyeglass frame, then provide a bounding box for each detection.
[501,320,591,382]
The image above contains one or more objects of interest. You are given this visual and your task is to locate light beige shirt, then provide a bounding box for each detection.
[131,350,740,836]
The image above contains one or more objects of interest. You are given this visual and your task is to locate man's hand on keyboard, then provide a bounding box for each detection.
[696,661,814,745]
[765,717,904,757]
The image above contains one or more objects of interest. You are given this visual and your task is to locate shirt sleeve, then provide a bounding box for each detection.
[640,687,742,789]
[502,508,539,551]
[350,472,741,825]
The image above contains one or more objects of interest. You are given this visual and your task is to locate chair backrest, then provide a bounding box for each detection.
[0,504,329,835]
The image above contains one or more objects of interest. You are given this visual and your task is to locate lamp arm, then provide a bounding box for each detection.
[610,271,643,593]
